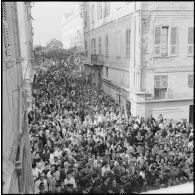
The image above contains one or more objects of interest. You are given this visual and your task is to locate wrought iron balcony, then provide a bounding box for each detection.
[91,54,104,65]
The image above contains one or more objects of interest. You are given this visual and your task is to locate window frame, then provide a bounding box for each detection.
[188,74,194,88]
[98,37,101,55]
[126,29,131,58]
[91,4,95,24]
[105,35,109,57]
[154,75,168,99]
[187,27,194,56]
[170,27,177,56]
[154,25,179,58]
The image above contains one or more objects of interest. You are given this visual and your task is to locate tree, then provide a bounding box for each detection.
[46,39,63,50]
[41,48,70,67]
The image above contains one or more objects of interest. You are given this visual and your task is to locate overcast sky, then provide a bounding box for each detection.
[32,2,76,46]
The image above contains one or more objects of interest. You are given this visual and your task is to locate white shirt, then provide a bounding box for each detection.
[49,153,55,164]
[54,150,62,158]
[102,166,111,177]
[32,167,41,181]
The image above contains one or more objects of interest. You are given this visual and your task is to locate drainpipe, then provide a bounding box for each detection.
[134,2,136,90]
[139,3,142,92]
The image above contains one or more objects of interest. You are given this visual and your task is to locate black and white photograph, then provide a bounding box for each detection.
[2,1,194,194]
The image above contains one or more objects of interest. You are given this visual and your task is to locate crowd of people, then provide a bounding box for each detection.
[29,63,194,194]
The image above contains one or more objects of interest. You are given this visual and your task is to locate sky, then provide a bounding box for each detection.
[32,2,76,46]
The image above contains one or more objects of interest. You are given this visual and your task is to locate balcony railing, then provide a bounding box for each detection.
[145,90,193,101]
[91,54,104,65]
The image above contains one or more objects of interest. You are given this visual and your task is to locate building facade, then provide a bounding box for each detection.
[83,2,194,122]
[2,2,34,193]
[17,2,35,112]
[61,3,84,50]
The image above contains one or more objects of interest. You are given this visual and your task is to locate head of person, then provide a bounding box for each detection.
[55,184,62,194]
[39,182,45,192]
[39,173,45,181]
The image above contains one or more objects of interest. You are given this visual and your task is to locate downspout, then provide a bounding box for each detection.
[139,4,142,92]
[134,2,136,89]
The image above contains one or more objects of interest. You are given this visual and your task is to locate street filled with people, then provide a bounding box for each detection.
[29,62,194,194]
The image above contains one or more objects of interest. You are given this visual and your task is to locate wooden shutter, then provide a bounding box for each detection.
[116,31,121,57]
[170,27,177,56]
[188,27,194,56]
[2,2,7,21]
[105,35,108,56]
[154,75,161,88]
[161,75,168,88]
[154,27,161,57]
[99,37,101,55]
[126,29,130,58]
[94,38,96,54]
[188,75,193,88]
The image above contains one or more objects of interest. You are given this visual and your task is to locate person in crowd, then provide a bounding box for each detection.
[30,62,194,194]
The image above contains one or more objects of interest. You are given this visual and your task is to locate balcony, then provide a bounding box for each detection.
[91,54,104,65]
[145,90,193,102]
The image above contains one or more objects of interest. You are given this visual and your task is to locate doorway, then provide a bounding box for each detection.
[189,105,194,124]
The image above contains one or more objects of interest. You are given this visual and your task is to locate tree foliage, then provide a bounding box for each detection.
[46,39,63,50]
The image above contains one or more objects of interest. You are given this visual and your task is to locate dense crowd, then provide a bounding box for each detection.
[29,63,194,194]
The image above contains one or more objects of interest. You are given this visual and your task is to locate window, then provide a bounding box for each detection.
[105,35,109,56]
[106,67,108,78]
[188,74,194,88]
[188,27,194,56]
[84,11,87,27]
[2,2,7,21]
[91,38,96,54]
[116,31,121,58]
[154,27,161,56]
[154,26,178,57]
[104,2,110,17]
[3,2,12,58]
[98,37,101,55]
[91,5,95,23]
[170,27,177,56]
[84,40,88,56]
[161,26,168,56]
[154,75,168,99]
[97,2,102,20]
[126,29,131,58]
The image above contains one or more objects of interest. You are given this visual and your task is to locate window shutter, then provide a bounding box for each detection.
[93,39,96,54]
[2,2,7,21]
[161,75,168,88]
[126,29,131,58]
[3,26,12,58]
[170,27,177,56]
[188,75,193,88]
[154,27,161,57]
[188,27,194,56]
[99,37,101,55]
[154,75,161,88]
[105,35,108,56]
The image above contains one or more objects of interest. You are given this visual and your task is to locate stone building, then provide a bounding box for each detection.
[2,2,34,193]
[61,3,84,50]
[83,2,194,122]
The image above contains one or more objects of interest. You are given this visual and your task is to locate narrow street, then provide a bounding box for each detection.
[3,2,193,194]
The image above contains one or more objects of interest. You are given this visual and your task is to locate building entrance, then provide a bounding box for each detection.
[189,105,194,124]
